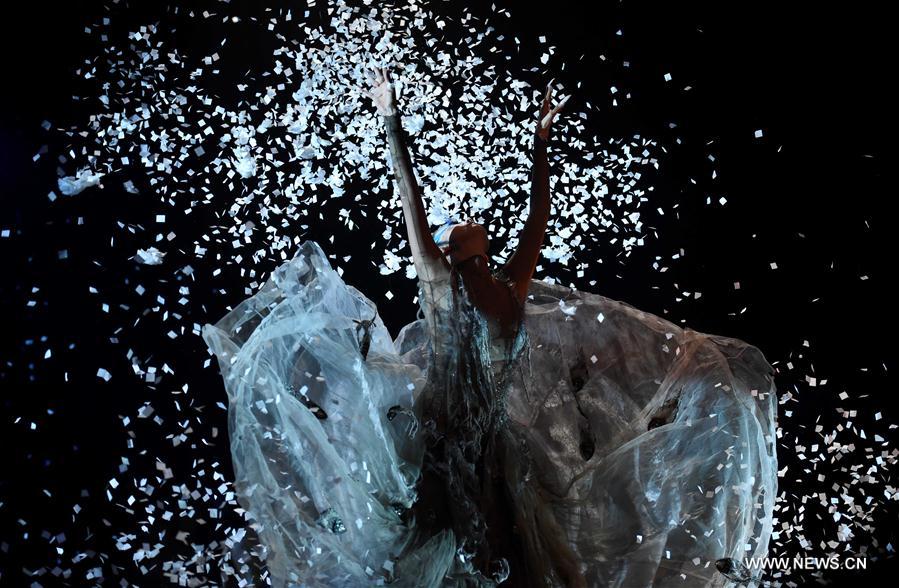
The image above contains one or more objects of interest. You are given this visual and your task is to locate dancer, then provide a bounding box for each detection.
[203,63,777,588]
[365,66,583,586]
[365,65,567,332]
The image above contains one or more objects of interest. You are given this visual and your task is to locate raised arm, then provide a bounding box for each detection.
[502,83,569,303]
[365,67,448,285]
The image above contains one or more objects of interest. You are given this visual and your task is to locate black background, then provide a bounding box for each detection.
[1,0,895,585]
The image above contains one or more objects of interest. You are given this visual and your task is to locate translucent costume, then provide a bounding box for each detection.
[201,239,777,587]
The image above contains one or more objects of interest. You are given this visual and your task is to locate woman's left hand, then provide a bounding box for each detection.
[364,66,398,116]
[537,80,570,141]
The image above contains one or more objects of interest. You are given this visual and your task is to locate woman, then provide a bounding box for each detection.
[365,66,583,586]
[365,65,566,334]
[203,64,777,587]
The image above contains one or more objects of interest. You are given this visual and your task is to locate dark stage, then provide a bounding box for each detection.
[1,1,895,586]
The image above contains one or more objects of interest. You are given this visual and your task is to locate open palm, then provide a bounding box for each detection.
[364,66,397,116]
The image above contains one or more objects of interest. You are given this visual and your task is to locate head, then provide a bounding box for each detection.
[432,220,489,266]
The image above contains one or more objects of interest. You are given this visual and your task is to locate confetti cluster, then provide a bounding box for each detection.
[3,0,895,585]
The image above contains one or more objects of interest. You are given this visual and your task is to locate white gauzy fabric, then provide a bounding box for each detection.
[202,241,777,587]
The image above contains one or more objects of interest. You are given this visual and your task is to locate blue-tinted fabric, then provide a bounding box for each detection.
[202,241,777,587]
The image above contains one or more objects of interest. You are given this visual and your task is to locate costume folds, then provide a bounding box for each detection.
[202,238,777,587]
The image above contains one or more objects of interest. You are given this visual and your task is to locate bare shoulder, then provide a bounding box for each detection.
[493,265,529,308]
[416,256,452,307]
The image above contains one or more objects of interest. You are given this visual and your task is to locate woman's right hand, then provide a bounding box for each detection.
[364,66,397,116]
[537,80,569,141]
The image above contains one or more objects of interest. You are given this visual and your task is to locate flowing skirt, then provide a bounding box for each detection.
[202,241,777,587]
